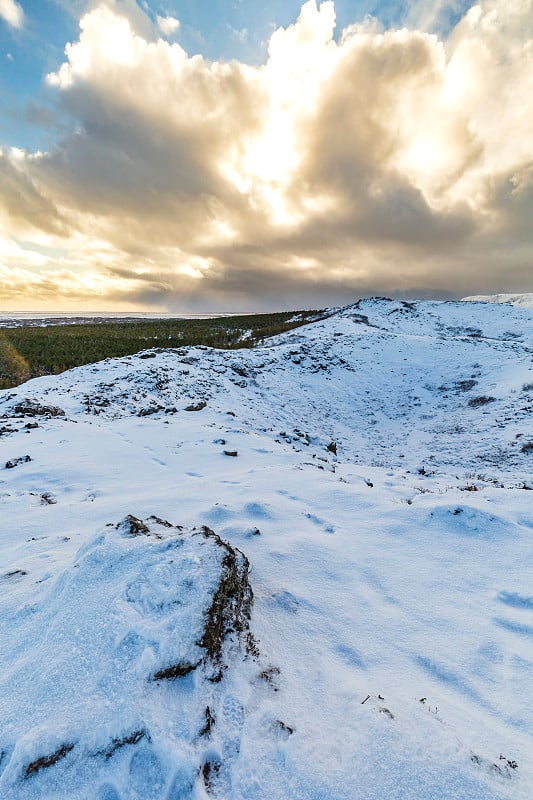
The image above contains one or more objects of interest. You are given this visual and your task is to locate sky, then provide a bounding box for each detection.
[0,0,531,312]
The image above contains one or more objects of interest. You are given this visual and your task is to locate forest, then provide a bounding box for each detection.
[0,310,325,389]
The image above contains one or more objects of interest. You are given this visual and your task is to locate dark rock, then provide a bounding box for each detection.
[260,666,280,690]
[185,401,207,412]
[40,493,57,505]
[146,515,176,528]
[10,400,65,418]
[351,313,371,326]
[275,720,294,735]
[152,661,200,681]
[25,743,74,776]
[202,758,222,794]
[199,706,215,737]
[0,426,17,436]
[5,455,31,469]
[455,379,477,392]
[196,526,255,674]
[112,518,256,688]
[326,442,337,456]
[98,729,147,759]
[468,395,496,407]
[116,515,150,536]
[223,450,238,457]
[3,569,28,579]
[137,405,164,416]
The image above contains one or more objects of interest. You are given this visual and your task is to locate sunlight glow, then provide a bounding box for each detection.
[2,0,532,310]
[219,1,338,226]
[180,257,211,280]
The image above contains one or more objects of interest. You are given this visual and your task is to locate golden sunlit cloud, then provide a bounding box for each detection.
[0,0,532,311]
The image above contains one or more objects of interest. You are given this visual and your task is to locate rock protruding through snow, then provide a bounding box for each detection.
[0,516,256,800]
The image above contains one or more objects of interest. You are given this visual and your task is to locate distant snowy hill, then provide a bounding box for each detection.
[463,293,533,308]
[1,299,532,800]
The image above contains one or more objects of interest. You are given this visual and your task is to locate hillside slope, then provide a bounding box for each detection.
[0,299,532,800]
[463,294,533,308]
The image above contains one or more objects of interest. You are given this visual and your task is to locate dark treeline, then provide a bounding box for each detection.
[0,310,325,389]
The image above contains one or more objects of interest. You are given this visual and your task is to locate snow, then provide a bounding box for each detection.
[0,298,531,799]
[462,294,533,309]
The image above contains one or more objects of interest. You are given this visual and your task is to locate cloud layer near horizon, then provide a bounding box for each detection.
[1,0,532,310]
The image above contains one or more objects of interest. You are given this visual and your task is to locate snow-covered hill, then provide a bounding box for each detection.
[462,293,533,308]
[1,299,532,800]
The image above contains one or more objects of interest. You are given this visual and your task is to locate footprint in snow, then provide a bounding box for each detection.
[1,569,27,582]
[271,590,302,614]
[128,747,166,799]
[243,501,274,520]
[200,695,245,798]
[96,784,121,800]
[205,504,235,523]
[201,751,231,799]
[335,643,364,669]
[271,719,295,740]
[166,765,196,799]
[304,512,335,533]
[221,694,245,761]
[493,617,533,637]
[84,492,98,502]
[114,630,145,663]
[497,591,533,610]
[244,502,274,519]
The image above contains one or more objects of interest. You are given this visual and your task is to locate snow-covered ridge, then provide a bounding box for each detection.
[462,293,533,308]
[2,297,531,474]
[1,298,532,800]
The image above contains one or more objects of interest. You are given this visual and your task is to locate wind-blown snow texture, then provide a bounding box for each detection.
[0,299,532,800]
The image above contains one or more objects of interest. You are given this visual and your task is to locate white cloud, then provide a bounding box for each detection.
[1,0,532,310]
[0,0,24,29]
[156,14,179,37]
[228,25,248,42]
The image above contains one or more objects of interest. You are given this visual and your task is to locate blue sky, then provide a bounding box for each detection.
[0,0,531,311]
